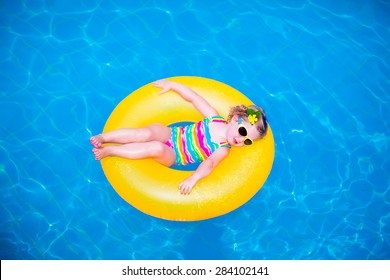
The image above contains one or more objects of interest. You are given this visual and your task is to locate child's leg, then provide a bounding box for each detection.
[90,124,170,147]
[92,141,176,166]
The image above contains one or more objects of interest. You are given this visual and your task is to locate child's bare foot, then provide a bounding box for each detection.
[92,147,109,160]
[90,134,104,148]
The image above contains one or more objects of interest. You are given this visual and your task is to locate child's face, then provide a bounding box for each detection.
[227,115,260,147]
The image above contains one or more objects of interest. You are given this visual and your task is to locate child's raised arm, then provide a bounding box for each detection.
[153,79,218,118]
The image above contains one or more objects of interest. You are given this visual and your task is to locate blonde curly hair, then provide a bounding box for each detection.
[227,105,268,139]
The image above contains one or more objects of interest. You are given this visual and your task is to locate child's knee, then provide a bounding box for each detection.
[134,124,161,141]
[149,141,167,157]
[150,142,175,166]
[146,124,171,142]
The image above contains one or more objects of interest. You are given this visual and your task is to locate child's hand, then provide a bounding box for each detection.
[152,79,173,95]
[179,177,198,195]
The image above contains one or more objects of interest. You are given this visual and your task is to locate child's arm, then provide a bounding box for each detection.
[153,79,219,118]
[178,148,230,195]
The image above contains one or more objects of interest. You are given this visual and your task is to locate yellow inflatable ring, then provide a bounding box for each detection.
[101,76,274,221]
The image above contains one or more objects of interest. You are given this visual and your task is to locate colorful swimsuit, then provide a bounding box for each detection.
[165,116,231,166]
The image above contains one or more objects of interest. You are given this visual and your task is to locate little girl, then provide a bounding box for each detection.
[91,79,268,195]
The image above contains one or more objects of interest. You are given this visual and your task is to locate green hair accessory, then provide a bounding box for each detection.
[246,108,262,125]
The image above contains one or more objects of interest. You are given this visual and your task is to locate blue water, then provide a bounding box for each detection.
[1,0,389,260]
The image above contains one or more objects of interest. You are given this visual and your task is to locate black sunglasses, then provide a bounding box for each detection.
[237,117,253,145]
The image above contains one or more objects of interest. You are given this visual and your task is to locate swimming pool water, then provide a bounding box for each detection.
[0,0,389,260]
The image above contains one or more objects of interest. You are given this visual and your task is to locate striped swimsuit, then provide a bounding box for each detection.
[165,116,231,166]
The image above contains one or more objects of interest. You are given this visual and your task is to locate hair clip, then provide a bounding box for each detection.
[246,108,262,125]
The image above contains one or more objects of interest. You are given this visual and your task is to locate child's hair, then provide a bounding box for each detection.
[227,105,268,139]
